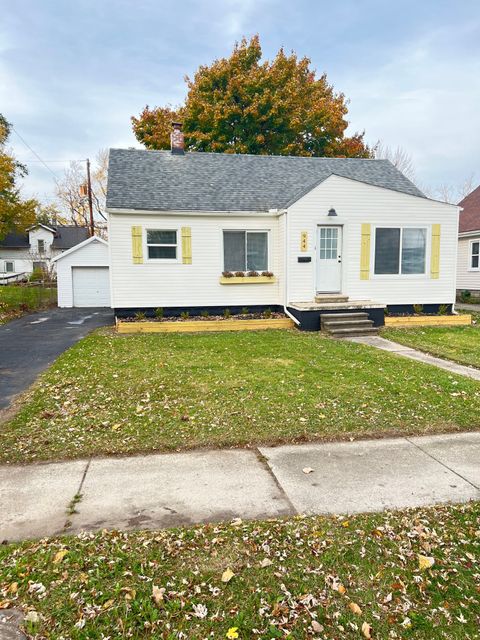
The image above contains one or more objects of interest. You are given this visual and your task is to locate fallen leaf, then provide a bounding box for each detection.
[152,585,165,605]
[348,602,362,615]
[418,554,435,570]
[338,584,346,595]
[312,620,324,632]
[260,558,273,568]
[24,611,39,624]
[8,583,18,594]
[361,621,372,638]
[102,598,114,609]
[53,549,68,564]
[303,467,314,474]
[221,568,235,583]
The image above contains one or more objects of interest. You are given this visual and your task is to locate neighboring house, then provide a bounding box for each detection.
[457,185,480,299]
[0,224,89,281]
[102,127,460,330]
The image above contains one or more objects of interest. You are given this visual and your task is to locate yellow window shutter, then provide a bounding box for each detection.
[181,227,192,264]
[360,223,371,280]
[131,226,143,264]
[430,224,441,279]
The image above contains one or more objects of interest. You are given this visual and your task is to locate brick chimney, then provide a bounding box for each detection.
[171,122,184,155]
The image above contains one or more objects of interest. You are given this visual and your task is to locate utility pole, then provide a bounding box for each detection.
[86,158,95,237]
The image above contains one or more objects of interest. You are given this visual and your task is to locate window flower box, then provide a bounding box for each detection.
[220,271,276,285]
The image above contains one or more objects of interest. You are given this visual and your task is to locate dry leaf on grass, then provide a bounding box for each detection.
[348,601,362,615]
[221,568,235,583]
[152,585,166,605]
[361,621,372,638]
[260,558,273,568]
[53,549,68,564]
[418,554,435,570]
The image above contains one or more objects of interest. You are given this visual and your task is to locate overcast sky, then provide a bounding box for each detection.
[1,0,479,204]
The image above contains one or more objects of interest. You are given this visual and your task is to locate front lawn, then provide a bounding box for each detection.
[1,502,479,638]
[3,329,480,464]
[0,284,57,323]
[384,323,480,369]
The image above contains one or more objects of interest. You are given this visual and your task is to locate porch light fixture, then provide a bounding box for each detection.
[328,207,337,216]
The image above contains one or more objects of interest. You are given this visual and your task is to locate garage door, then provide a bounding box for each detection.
[72,267,110,307]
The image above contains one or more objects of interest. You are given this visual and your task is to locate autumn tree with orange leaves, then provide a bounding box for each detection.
[132,36,371,158]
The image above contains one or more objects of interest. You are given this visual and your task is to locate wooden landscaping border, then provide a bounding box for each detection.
[117,317,295,333]
[384,314,472,328]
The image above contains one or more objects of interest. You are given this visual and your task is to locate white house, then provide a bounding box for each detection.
[104,128,460,331]
[0,224,89,281]
[53,236,110,308]
[457,184,480,300]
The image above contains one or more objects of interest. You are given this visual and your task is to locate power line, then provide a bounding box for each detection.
[11,127,60,180]
[15,159,87,163]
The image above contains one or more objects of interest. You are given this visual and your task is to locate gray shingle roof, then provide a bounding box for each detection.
[52,226,89,249]
[106,149,425,213]
[0,232,29,248]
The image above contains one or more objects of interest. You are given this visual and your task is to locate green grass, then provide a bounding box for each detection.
[3,329,480,464]
[0,284,56,323]
[1,502,480,638]
[383,321,480,369]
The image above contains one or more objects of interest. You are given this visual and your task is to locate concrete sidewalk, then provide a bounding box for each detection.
[349,335,480,381]
[2,432,480,542]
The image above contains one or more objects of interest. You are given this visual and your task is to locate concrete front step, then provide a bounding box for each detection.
[322,319,374,330]
[326,326,379,337]
[320,312,369,321]
[320,311,378,337]
[315,294,349,303]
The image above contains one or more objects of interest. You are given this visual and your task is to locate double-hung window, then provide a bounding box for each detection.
[5,261,14,273]
[146,229,177,260]
[470,241,479,270]
[374,227,427,275]
[223,231,268,272]
[37,239,45,254]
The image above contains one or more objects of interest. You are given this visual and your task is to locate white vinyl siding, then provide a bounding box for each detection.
[287,174,459,305]
[457,234,480,292]
[109,213,281,308]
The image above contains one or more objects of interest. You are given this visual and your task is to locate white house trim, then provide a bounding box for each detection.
[52,236,107,262]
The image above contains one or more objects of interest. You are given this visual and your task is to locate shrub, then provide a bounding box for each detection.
[180,311,190,320]
[223,308,232,319]
[29,268,44,282]
[263,307,272,319]
[134,311,146,321]
[200,310,209,318]
[438,304,449,316]
[154,307,164,319]
[413,304,424,315]
[241,307,249,315]
[460,290,472,303]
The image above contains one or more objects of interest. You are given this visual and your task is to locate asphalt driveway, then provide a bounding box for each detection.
[0,308,113,410]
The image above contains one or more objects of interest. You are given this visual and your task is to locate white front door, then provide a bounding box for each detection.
[316,226,342,293]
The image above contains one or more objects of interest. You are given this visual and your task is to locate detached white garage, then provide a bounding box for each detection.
[53,236,110,308]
